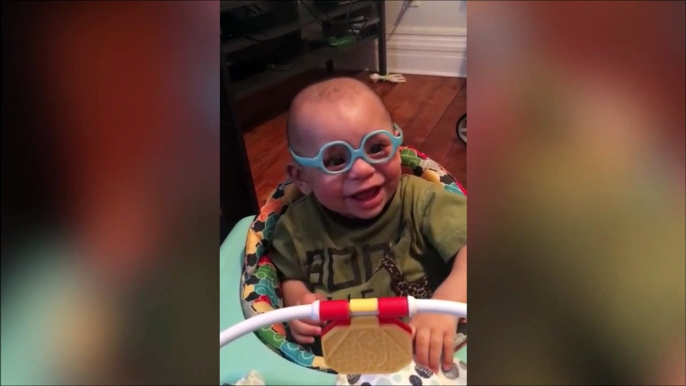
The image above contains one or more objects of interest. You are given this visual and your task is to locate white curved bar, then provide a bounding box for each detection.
[220,304,313,348]
[415,299,467,318]
[310,299,320,322]
[220,298,467,348]
[407,296,418,317]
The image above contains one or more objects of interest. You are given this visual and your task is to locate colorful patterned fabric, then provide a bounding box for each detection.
[239,146,467,372]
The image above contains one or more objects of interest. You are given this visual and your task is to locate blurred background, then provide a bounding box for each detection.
[468,1,685,384]
[2,1,684,385]
[2,1,220,384]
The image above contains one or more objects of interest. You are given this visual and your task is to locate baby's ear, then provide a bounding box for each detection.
[286,162,312,195]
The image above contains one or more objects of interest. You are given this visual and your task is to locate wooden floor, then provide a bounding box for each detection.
[237,69,467,204]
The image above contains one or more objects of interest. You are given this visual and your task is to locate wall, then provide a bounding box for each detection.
[335,0,467,77]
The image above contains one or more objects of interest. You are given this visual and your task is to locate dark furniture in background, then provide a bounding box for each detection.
[220,0,387,241]
[220,67,259,241]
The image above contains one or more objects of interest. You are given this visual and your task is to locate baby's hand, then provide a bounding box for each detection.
[410,313,458,373]
[289,292,326,344]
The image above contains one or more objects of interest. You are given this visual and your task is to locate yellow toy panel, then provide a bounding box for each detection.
[322,316,413,374]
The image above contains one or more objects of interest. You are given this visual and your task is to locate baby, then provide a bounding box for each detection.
[270,77,467,373]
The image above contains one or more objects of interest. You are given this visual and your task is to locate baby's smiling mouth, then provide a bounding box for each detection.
[350,186,381,201]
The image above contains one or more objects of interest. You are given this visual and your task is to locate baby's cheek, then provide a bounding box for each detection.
[313,178,346,208]
[381,157,402,183]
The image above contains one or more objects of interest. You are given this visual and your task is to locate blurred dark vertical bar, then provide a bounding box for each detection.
[377,0,387,74]
[220,53,259,234]
[1,1,58,272]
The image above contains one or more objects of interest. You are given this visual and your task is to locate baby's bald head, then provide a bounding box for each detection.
[286,77,391,152]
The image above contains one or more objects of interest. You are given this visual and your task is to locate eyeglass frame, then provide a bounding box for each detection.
[289,123,404,174]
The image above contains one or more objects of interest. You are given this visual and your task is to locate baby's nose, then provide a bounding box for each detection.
[348,157,375,178]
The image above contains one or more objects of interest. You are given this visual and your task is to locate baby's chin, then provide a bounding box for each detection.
[349,206,385,220]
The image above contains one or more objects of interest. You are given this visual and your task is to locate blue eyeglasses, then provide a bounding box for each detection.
[289,123,404,174]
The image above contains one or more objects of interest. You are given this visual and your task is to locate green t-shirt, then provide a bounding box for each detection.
[269,175,467,301]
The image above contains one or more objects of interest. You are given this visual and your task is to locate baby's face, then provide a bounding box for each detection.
[290,96,401,219]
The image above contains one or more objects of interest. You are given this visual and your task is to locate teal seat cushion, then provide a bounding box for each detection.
[220,216,336,385]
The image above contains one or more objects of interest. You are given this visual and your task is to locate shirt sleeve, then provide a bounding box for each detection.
[420,182,467,262]
[269,217,307,282]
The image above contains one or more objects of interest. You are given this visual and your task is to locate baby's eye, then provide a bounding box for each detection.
[324,156,347,168]
[369,144,385,154]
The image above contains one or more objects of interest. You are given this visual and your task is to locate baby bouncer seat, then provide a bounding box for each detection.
[220,145,467,385]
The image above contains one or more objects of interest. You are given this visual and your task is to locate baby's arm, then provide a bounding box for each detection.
[282,280,312,307]
[282,280,325,344]
[410,180,467,372]
[432,245,467,303]
[411,246,466,372]
[269,217,325,344]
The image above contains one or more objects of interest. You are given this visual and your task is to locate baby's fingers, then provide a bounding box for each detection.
[300,317,326,326]
[290,320,321,344]
[414,328,431,371]
[429,331,443,373]
[442,331,454,371]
